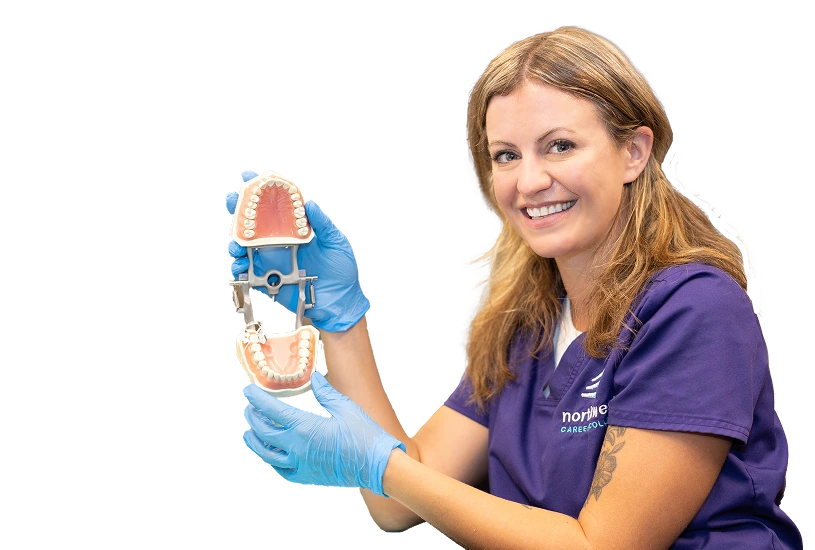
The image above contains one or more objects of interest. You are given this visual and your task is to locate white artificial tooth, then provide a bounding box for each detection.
[273,372,281,380]
[257,359,267,368]
[261,366,270,377]
[245,209,256,219]
[253,351,265,362]
[294,207,305,217]
[299,348,310,358]
[244,229,255,238]
[299,357,309,366]
[295,218,308,228]
[299,340,310,349]
[292,200,303,208]
[250,343,261,352]
[248,202,257,209]
[297,369,305,379]
[294,211,305,220]
[288,185,298,194]
[297,227,309,236]
[300,331,311,340]
[253,187,262,195]
[250,195,260,203]
[266,370,275,380]
[258,180,268,189]
[243,219,256,229]
[249,334,259,344]
[282,182,291,190]
[290,193,301,202]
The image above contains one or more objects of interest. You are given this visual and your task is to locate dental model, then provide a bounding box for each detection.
[237,324,320,394]
[230,171,319,397]
[231,171,314,247]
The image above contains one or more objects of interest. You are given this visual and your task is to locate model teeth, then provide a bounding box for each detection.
[526,201,576,219]
[236,174,311,241]
[245,327,314,385]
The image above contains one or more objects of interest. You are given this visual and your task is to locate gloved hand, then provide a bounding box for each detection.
[227,170,370,332]
[243,372,405,497]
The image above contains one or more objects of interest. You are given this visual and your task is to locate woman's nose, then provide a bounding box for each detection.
[516,158,553,198]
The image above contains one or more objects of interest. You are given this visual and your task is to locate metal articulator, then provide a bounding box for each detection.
[230,244,317,341]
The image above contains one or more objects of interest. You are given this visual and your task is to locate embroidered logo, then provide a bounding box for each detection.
[581,368,604,399]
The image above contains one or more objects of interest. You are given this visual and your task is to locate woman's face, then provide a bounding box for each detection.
[486,82,641,269]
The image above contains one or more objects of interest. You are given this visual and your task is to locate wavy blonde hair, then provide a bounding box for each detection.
[465,27,746,409]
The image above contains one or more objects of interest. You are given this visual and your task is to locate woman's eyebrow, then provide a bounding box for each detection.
[487,127,576,149]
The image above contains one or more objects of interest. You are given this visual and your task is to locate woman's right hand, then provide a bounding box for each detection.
[226,171,370,332]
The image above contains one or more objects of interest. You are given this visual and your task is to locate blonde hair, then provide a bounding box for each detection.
[465,27,746,409]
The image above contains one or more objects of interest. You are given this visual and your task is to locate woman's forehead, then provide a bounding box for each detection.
[485,83,603,140]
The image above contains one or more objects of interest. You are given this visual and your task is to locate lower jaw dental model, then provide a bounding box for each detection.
[229,170,320,397]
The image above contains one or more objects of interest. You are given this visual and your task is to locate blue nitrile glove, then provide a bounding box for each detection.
[243,372,405,497]
[227,170,370,332]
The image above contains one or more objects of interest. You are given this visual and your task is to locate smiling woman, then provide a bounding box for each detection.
[234,26,803,550]
[486,83,647,284]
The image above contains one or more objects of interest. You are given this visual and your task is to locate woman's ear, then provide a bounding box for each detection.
[622,126,654,183]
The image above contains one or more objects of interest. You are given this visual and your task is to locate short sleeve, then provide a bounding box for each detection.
[607,264,764,443]
[444,375,489,427]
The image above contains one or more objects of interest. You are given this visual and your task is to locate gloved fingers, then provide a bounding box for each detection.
[271,465,299,481]
[231,257,249,279]
[224,191,239,217]
[228,240,247,259]
[244,384,305,427]
[241,170,259,182]
[243,430,295,469]
[244,404,288,442]
[227,171,259,215]
[311,372,354,415]
[305,201,348,248]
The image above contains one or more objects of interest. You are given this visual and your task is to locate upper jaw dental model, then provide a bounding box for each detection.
[229,170,320,397]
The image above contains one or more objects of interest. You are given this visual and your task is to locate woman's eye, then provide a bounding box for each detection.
[548,140,574,154]
[493,151,520,163]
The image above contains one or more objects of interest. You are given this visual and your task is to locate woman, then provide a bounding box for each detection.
[229,27,802,549]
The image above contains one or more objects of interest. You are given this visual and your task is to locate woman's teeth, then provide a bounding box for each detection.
[526,201,575,219]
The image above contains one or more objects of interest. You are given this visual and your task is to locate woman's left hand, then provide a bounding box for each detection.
[243,373,405,497]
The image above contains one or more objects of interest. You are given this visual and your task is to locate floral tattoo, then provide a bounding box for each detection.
[585,426,627,506]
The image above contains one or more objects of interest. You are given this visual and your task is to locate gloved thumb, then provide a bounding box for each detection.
[305,201,347,247]
[226,192,239,215]
[241,170,259,182]
[228,171,259,214]
[311,372,352,415]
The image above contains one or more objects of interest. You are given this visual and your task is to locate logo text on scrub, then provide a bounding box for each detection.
[562,404,608,424]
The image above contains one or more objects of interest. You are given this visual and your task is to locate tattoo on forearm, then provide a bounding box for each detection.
[585,426,627,506]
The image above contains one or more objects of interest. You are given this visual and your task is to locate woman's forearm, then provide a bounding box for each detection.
[383,450,591,550]
[319,316,424,529]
